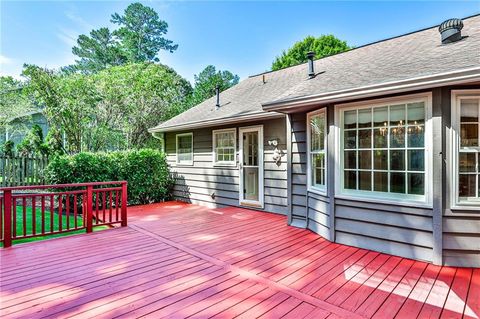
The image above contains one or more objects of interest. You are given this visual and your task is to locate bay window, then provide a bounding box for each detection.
[338,95,431,203]
[453,91,480,207]
[176,133,193,165]
[213,129,236,166]
[307,109,327,193]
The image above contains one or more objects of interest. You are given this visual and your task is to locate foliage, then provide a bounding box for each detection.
[111,2,178,63]
[271,35,351,71]
[188,65,239,106]
[94,62,192,147]
[16,124,49,156]
[0,76,37,131]
[71,28,127,74]
[44,149,174,205]
[22,65,99,154]
[71,2,177,73]
[1,140,14,157]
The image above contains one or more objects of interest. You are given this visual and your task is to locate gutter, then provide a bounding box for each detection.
[262,67,480,112]
[149,111,284,133]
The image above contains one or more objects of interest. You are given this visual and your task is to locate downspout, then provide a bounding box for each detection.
[152,132,165,153]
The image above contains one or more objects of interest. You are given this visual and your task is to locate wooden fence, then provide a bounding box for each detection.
[0,181,128,247]
[0,155,49,187]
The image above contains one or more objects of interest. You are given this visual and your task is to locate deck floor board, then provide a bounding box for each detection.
[1,201,478,319]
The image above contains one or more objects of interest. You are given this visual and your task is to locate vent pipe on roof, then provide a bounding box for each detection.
[439,18,464,44]
[307,51,315,78]
[215,85,220,109]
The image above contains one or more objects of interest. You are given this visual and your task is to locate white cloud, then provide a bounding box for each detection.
[65,11,93,31]
[57,28,78,48]
[0,54,13,65]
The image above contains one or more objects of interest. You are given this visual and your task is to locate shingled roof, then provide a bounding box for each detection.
[150,14,480,132]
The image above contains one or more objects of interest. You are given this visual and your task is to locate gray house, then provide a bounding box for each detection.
[150,16,480,267]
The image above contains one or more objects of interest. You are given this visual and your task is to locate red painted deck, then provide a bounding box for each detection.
[1,201,479,319]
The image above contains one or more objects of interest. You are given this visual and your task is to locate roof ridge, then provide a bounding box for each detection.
[249,12,480,79]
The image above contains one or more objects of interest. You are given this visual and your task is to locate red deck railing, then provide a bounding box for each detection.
[0,181,127,248]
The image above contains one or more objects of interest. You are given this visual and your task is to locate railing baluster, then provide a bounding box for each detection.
[3,190,12,247]
[74,194,78,229]
[41,196,45,234]
[22,197,27,236]
[115,190,119,222]
[32,196,36,236]
[12,202,17,238]
[86,186,93,233]
[109,190,113,223]
[58,194,63,232]
[121,182,127,227]
[66,194,70,230]
[95,190,99,225]
[102,190,106,223]
[50,194,54,233]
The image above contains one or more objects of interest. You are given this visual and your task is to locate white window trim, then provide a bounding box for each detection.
[212,128,237,167]
[239,125,264,209]
[307,108,327,195]
[450,90,480,211]
[334,92,433,207]
[176,132,193,166]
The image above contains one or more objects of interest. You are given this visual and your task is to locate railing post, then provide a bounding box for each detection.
[121,182,127,227]
[86,185,93,233]
[3,190,12,248]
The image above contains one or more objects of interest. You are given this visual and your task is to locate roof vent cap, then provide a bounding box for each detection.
[306,51,315,78]
[439,18,463,44]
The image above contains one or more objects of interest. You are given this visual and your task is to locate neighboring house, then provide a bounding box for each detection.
[1,111,49,146]
[149,16,480,267]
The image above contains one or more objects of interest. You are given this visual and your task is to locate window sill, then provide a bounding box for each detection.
[307,187,327,197]
[334,193,433,209]
[451,203,480,211]
[213,163,237,168]
[175,162,194,167]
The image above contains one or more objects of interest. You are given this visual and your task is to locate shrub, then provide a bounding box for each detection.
[44,149,174,205]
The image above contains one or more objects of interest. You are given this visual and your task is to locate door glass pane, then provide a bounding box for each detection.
[390,127,405,147]
[344,130,356,149]
[344,171,356,189]
[408,150,425,171]
[243,132,258,166]
[407,126,424,147]
[358,129,372,148]
[344,151,356,169]
[359,150,371,169]
[373,129,388,148]
[243,167,259,201]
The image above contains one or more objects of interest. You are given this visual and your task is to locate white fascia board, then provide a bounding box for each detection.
[262,67,480,112]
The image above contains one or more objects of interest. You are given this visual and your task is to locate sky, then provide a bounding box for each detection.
[1,1,479,84]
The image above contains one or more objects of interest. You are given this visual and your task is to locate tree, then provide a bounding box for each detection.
[111,2,178,63]
[271,35,351,71]
[22,65,99,154]
[94,62,192,147]
[22,62,192,152]
[0,76,36,131]
[71,28,127,74]
[189,65,239,106]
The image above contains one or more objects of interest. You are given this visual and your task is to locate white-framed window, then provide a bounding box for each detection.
[212,128,237,166]
[335,93,432,205]
[176,133,193,165]
[307,109,327,193]
[451,90,480,209]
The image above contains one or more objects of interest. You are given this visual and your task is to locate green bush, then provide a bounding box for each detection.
[44,149,174,205]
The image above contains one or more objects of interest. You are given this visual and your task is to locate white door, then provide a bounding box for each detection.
[239,126,264,208]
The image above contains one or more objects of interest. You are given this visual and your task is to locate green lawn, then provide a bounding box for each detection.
[1,206,108,247]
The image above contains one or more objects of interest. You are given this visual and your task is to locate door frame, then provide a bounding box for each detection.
[239,125,264,208]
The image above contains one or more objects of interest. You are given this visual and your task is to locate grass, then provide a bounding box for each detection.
[1,206,108,247]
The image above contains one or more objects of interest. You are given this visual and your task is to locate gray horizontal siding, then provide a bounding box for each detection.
[166,118,287,215]
[290,113,307,220]
[443,214,480,267]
